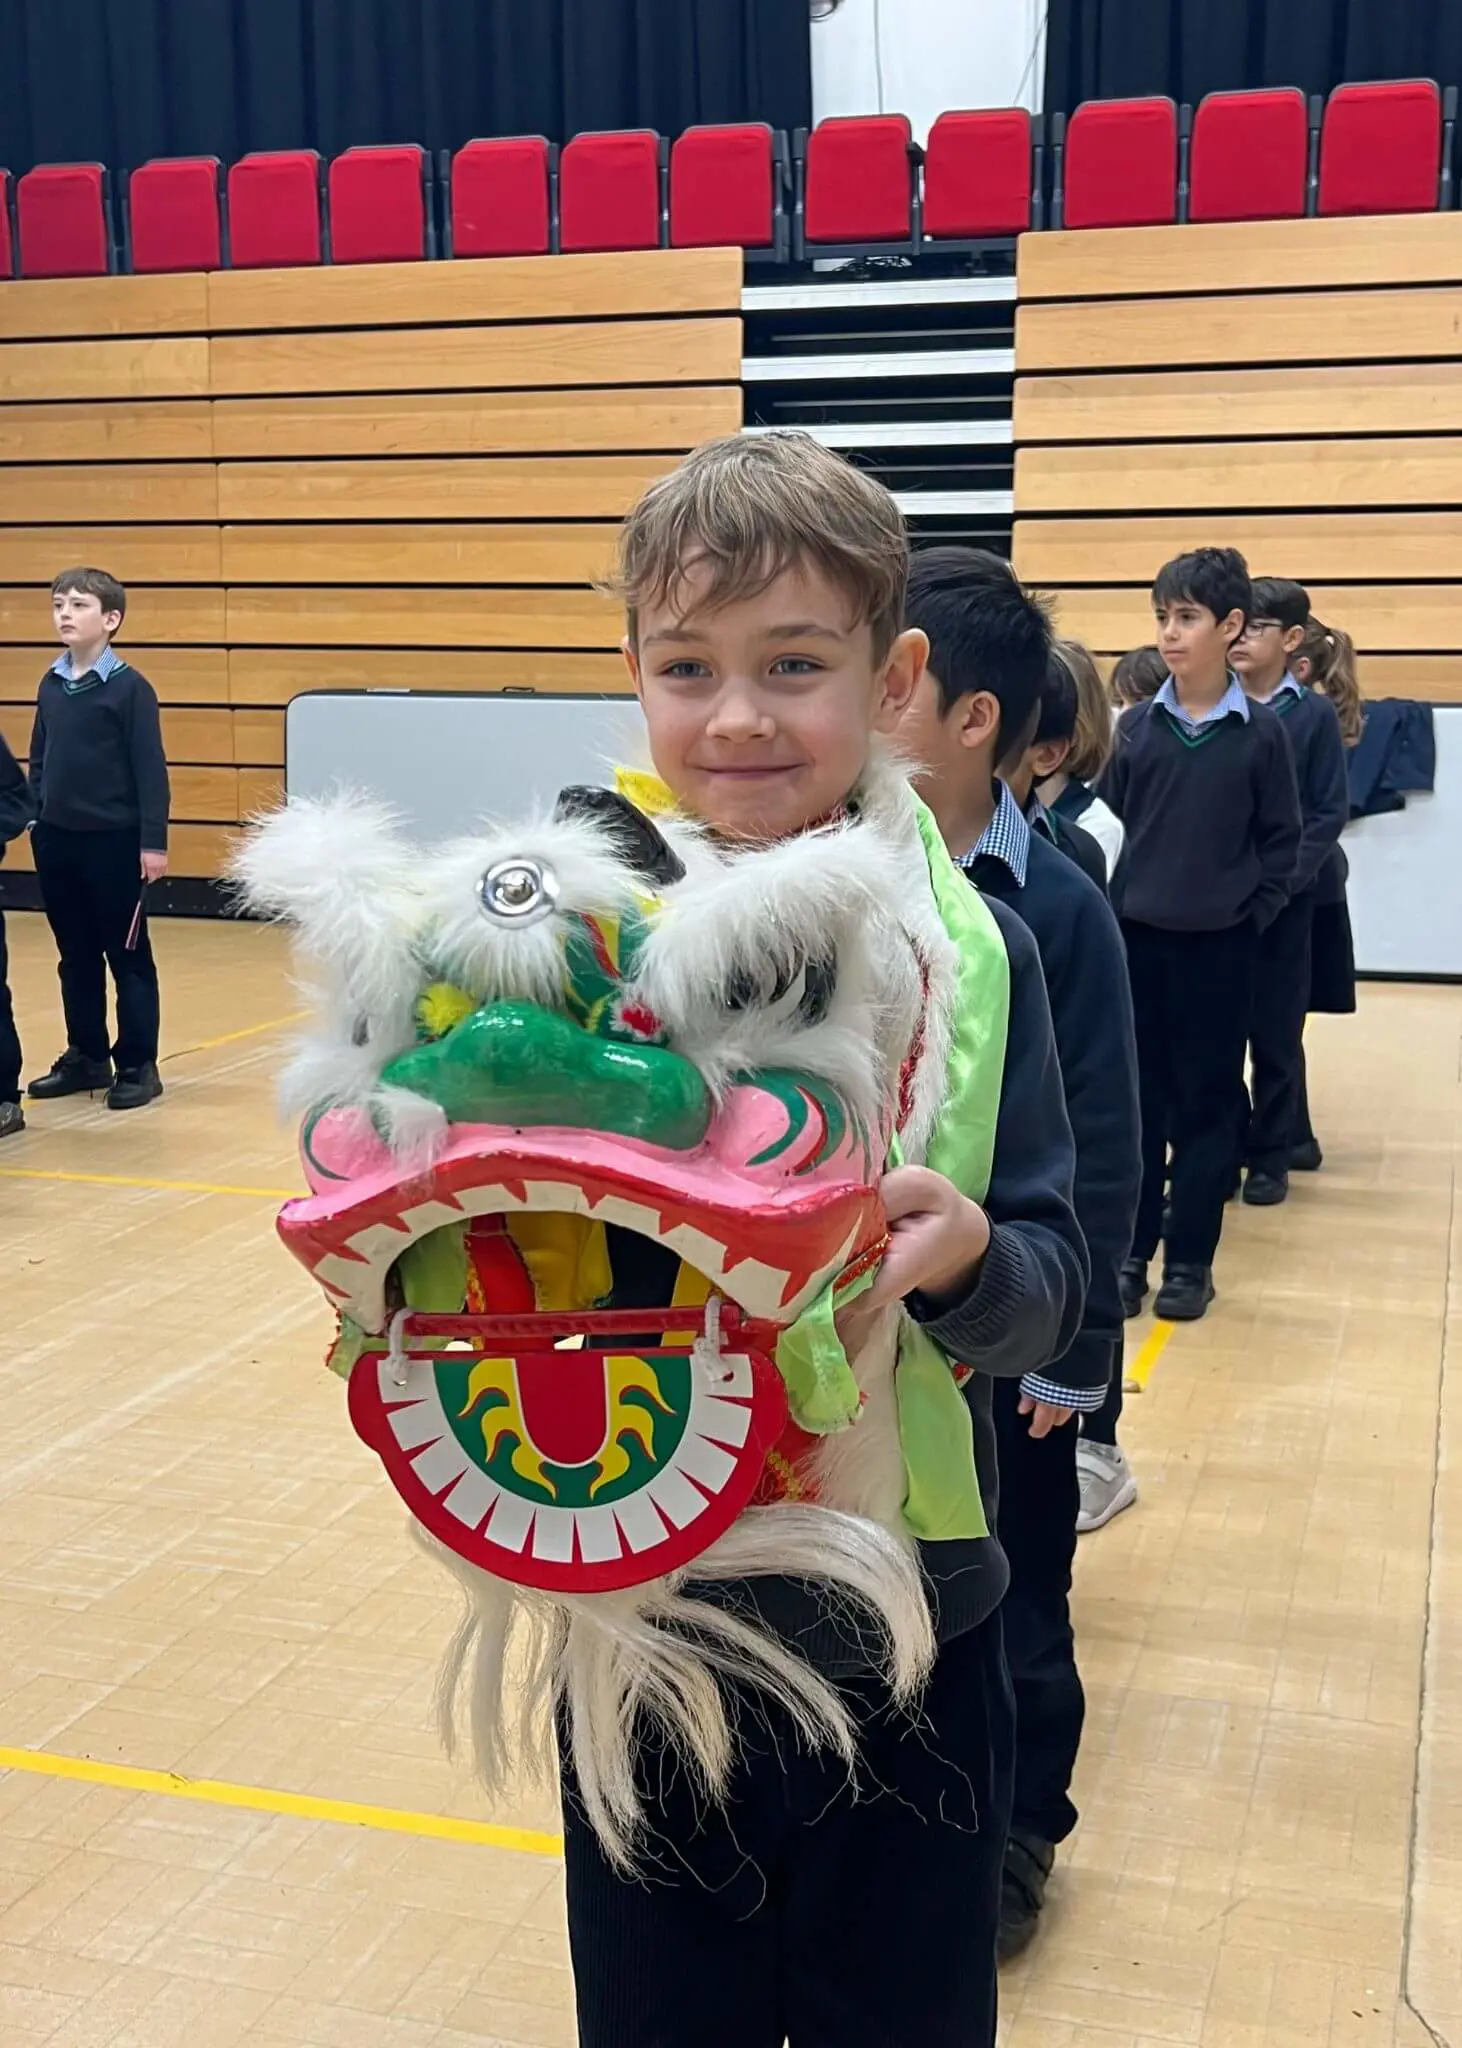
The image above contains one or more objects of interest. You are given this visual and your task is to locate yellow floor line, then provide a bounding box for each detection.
[1125,1317,1176,1391]
[0,1165,298,1199]
[162,1011,306,1059]
[0,1745,563,1858]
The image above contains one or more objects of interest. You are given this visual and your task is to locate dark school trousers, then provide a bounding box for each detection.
[1084,1345,1123,1447]
[1244,888,1314,1177]
[0,909,21,1103]
[563,1611,1015,2048]
[32,823,159,1071]
[993,1373,1085,1845]
[1124,917,1259,1270]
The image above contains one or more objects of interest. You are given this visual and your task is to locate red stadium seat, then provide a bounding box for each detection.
[228,151,324,267]
[923,108,1034,240]
[449,137,553,257]
[801,115,917,251]
[1189,89,1311,223]
[1319,80,1447,216]
[671,124,786,254]
[0,171,12,280]
[329,144,430,263]
[17,163,112,277]
[129,157,223,272]
[559,130,664,252]
[1061,97,1179,230]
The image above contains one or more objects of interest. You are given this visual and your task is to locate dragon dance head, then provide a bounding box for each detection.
[235,767,955,1857]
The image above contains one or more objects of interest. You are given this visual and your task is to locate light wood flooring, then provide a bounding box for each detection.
[0,910,1457,2048]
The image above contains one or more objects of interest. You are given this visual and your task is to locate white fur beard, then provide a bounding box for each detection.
[423,1500,934,1870]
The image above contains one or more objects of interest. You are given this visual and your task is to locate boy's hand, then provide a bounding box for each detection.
[835,1165,991,1356]
[1018,1395,1076,1438]
[140,850,169,883]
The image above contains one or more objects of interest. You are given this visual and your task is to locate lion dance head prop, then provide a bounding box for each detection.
[236,768,960,1859]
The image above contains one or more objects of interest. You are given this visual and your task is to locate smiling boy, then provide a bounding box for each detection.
[1098,547,1299,1320]
[563,432,1088,2048]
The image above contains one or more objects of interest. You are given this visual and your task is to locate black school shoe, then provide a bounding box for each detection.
[1118,1257,1149,1320]
[0,1101,25,1139]
[1290,1138,1323,1172]
[107,1063,164,1112]
[1154,1263,1215,1321]
[28,1050,113,1099]
[997,1831,1056,1963]
[1243,1169,1288,1206]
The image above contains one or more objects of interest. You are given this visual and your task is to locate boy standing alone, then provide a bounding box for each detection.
[27,569,169,1113]
[1230,577,1348,1206]
[1100,548,1300,1321]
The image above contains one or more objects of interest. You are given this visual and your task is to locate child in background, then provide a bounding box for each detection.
[27,569,170,1113]
[1111,643,1166,710]
[0,731,34,1138]
[1033,639,1125,885]
[1230,578,1348,1206]
[898,552,1140,1959]
[1099,548,1300,1322]
[567,438,1088,2048]
[1289,618,1362,1169]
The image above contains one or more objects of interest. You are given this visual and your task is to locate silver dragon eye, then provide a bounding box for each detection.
[479,855,560,926]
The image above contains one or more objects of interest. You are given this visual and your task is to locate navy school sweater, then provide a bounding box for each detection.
[966,830,1140,1401]
[1097,698,1300,933]
[1269,683,1349,898]
[29,659,171,852]
[615,892,1089,1675]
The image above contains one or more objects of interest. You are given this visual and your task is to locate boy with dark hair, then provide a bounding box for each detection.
[27,568,170,1112]
[1230,576,1349,1206]
[898,548,1141,1960]
[0,731,35,1138]
[1099,547,1300,1321]
[564,440,1089,2048]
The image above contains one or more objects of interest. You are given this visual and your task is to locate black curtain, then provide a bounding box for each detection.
[1044,0,1462,114]
[0,0,811,176]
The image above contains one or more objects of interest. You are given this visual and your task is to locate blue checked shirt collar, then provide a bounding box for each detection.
[955,778,1031,888]
[52,644,123,686]
[1154,670,1250,730]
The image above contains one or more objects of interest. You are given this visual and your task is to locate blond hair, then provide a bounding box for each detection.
[1296,617,1364,744]
[609,431,909,660]
[1054,637,1114,782]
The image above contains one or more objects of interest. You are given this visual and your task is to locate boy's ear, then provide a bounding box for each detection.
[1029,734,1072,782]
[1219,608,1246,650]
[102,609,123,637]
[957,689,1003,753]
[873,626,928,729]
[1282,622,1306,658]
[621,635,645,702]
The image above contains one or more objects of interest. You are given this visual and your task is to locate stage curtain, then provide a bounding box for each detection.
[0,0,811,176]
[1044,0,1462,114]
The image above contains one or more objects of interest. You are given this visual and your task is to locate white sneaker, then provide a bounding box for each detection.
[1076,1441,1137,1534]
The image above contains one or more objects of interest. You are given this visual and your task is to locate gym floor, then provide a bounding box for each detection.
[0,910,1457,2048]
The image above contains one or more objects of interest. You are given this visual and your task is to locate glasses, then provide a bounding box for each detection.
[1238,619,1283,639]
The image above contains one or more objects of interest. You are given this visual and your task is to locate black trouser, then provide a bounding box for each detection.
[1244,888,1314,1177]
[1125,917,1258,1269]
[0,909,21,1104]
[563,1613,1014,2048]
[993,1375,1085,1845]
[32,824,158,1070]
[1083,1348,1123,1448]
[1292,1043,1315,1149]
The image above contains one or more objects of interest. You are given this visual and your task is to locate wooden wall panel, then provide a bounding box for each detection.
[225,586,621,650]
[0,527,223,584]
[0,249,736,885]
[1093,650,1461,704]
[1017,287,1462,373]
[210,317,741,398]
[211,386,742,459]
[227,649,628,705]
[0,337,210,403]
[1053,585,1462,656]
[1014,362,1462,444]
[0,273,211,341]
[0,465,218,523]
[207,248,742,331]
[220,523,617,586]
[1015,513,1462,586]
[1018,213,1462,300]
[217,456,673,522]
[0,401,212,464]
[3,822,236,879]
[1017,439,1462,514]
